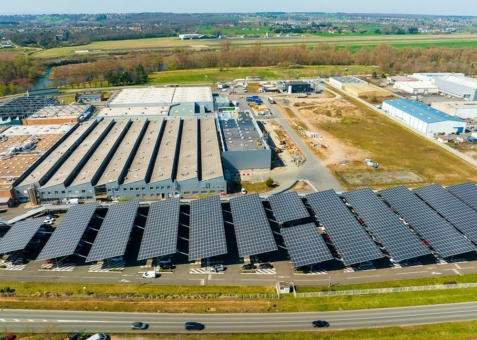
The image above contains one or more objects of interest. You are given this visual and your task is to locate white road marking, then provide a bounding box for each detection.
[396,271,428,275]
[459,267,475,270]
[28,319,34,322]
[0,319,5,322]
[455,264,462,269]
[13,319,19,322]
[294,279,330,282]
[241,279,282,281]
[346,275,381,279]
[453,268,461,276]
[200,279,205,286]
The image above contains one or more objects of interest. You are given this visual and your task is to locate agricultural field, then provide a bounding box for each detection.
[31,33,477,59]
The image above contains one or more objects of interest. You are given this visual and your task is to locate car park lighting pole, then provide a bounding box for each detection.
[328,276,331,288]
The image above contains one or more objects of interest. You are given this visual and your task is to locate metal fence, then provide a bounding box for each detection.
[295,282,477,298]
[0,293,279,300]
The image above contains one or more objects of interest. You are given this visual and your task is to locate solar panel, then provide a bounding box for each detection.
[447,182,477,212]
[413,184,477,243]
[0,218,44,254]
[36,203,98,261]
[342,188,430,262]
[230,194,277,258]
[268,192,309,223]
[281,223,333,268]
[380,186,475,258]
[86,200,139,262]
[189,195,227,261]
[137,199,180,261]
[306,190,384,265]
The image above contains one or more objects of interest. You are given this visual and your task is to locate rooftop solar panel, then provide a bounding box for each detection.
[137,199,180,261]
[413,184,477,243]
[189,195,227,261]
[342,188,430,262]
[268,192,309,223]
[280,223,334,268]
[380,186,475,258]
[230,194,277,258]
[86,200,139,262]
[0,218,44,254]
[447,182,477,212]
[36,203,98,261]
[306,190,384,265]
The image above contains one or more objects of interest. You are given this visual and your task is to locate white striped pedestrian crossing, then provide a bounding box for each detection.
[88,261,125,272]
[40,262,76,272]
[189,267,225,274]
[255,268,276,275]
[344,266,376,273]
[0,260,26,271]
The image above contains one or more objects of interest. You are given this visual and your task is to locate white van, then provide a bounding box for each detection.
[86,334,109,340]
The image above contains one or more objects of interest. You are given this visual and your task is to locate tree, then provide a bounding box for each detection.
[408,26,419,34]
[372,71,378,79]
[265,177,275,188]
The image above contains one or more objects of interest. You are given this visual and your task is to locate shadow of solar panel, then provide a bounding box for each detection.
[36,203,98,261]
[268,192,309,223]
[380,186,475,258]
[447,182,477,212]
[281,223,333,268]
[138,199,180,261]
[306,190,384,265]
[0,218,44,254]
[342,188,430,262]
[86,200,139,262]
[230,194,277,258]
[189,195,227,261]
[414,184,477,243]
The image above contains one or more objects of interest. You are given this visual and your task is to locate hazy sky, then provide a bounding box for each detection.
[2,0,476,16]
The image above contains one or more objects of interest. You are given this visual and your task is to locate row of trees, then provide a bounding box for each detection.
[4,43,477,93]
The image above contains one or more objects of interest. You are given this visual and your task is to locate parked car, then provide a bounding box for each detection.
[242,264,256,270]
[241,188,248,195]
[185,322,205,330]
[160,263,173,270]
[212,264,225,272]
[259,263,273,270]
[312,320,329,328]
[131,322,148,330]
[0,334,16,340]
[360,261,373,267]
[158,256,172,265]
[142,271,157,279]
[110,256,123,262]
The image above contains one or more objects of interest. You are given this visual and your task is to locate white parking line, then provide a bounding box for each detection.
[459,267,475,270]
[13,319,19,322]
[346,275,381,279]
[28,319,34,322]
[396,271,428,275]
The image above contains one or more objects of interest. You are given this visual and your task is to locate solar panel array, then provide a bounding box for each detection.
[268,192,310,223]
[138,199,180,261]
[230,194,277,258]
[189,195,227,261]
[306,190,384,265]
[281,223,334,268]
[0,218,44,254]
[380,186,475,258]
[342,188,430,262]
[37,203,98,261]
[86,200,139,262]
[413,184,477,243]
[447,182,477,212]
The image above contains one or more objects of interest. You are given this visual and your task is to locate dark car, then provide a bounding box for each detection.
[160,263,173,270]
[131,322,148,330]
[0,335,16,340]
[259,263,273,270]
[258,256,272,263]
[242,264,256,270]
[185,322,205,330]
[312,320,329,328]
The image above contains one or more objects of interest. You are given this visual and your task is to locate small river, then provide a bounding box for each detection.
[30,68,54,90]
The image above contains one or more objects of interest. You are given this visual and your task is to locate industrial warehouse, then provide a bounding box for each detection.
[12,87,270,203]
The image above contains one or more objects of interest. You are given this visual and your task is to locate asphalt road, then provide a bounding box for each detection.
[2,302,477,333]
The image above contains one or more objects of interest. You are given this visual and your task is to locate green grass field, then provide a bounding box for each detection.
[31,34,477,58]
[148,65,374,85]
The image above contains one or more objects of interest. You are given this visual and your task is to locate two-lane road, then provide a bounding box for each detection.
[2,302,477,333]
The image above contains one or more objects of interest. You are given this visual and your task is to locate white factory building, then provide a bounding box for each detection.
[329,76,366,89]
[393,81,439,95]
[382,99,467,135]
[434,75,477,101]
[410,73,465,84]
[431,101,477,119]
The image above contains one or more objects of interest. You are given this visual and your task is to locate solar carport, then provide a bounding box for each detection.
[36,202,98,261]
[306,190,384,265]
[86,200,140,262]
[0,218,44,255]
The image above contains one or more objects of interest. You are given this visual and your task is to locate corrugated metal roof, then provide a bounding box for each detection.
[384,99,465,124]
